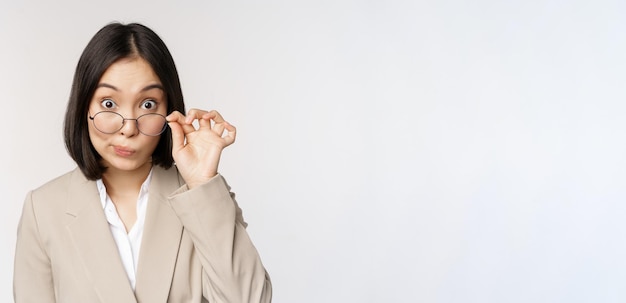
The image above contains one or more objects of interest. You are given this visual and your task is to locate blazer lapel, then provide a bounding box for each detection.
[134,166,184,302]
[65,169,137,303]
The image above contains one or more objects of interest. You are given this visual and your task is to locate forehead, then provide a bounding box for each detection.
[98,57,162,90]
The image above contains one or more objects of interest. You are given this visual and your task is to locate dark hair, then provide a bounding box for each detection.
[64,22,185,180]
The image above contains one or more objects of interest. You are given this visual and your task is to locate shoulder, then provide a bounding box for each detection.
[26,168,92,212]
[30,168,86,198]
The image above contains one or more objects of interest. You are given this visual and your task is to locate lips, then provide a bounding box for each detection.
[113,146,135,157]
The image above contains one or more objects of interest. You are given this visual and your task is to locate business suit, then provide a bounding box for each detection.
[14,166,272,303]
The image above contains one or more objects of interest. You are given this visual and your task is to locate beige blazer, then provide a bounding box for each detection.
[14,166,272,303]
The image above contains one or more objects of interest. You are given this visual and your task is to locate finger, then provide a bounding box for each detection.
[167,111,196,134]
[222,122,237,146]
[203,110,225,123]
[198,113,214,130]
[198,110,226,132]
[167,119,186,153]
[212,122,226,137]
[165,110,183,122]
[185,108,210,124]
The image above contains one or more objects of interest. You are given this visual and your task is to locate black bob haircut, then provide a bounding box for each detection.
[64,22,185,180]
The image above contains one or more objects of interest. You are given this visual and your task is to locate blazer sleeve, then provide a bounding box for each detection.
[14,191,56,303]
[168,174,272,303]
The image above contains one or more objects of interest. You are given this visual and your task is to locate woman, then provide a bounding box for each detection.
[13,22,272,303]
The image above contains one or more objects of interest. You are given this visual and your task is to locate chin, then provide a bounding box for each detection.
[103,157,151,172]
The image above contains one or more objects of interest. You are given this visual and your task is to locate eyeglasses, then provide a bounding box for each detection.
[89,111,168,136]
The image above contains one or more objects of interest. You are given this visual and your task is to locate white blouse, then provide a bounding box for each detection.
[96,169,152,290]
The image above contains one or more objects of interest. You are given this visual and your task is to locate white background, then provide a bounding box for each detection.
[2,0,625,302]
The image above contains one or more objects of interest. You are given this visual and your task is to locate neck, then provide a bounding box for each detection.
[101,163,152,196]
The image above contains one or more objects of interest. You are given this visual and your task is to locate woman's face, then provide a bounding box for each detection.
[87,57,168,174]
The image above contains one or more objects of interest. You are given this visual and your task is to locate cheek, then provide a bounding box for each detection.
[145,136,162,152]
[87,122,99,139]
[87,122,109,149]
[132,135,162,156]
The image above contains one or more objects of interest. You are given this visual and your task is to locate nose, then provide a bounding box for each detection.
[119,117,139,137]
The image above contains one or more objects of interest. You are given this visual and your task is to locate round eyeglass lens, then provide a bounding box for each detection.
[137,113,167,136]
[91,112,167,136]
[92,112,124,134]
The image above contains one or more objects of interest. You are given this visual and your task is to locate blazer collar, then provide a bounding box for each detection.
[134,165,185,302]
[65,168,137,302]
[65,166,185,303]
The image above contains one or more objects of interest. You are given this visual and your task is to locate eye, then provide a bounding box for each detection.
[141,99,157,110]
[100,99,117,109]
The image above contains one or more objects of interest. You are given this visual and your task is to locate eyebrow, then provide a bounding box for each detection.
[96,83,165,92]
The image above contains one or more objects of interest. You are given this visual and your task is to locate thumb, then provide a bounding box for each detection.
[168,121,185,153]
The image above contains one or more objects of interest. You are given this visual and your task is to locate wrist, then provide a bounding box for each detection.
[185,172,218,190]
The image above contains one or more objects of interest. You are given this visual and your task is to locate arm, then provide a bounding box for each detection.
[14,192,56,303]
[168,175,272,303]
[166,109,272,302]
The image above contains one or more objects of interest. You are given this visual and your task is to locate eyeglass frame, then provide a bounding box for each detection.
[88,111,169,136]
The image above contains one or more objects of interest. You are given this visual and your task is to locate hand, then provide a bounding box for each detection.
[166,109,236,189]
